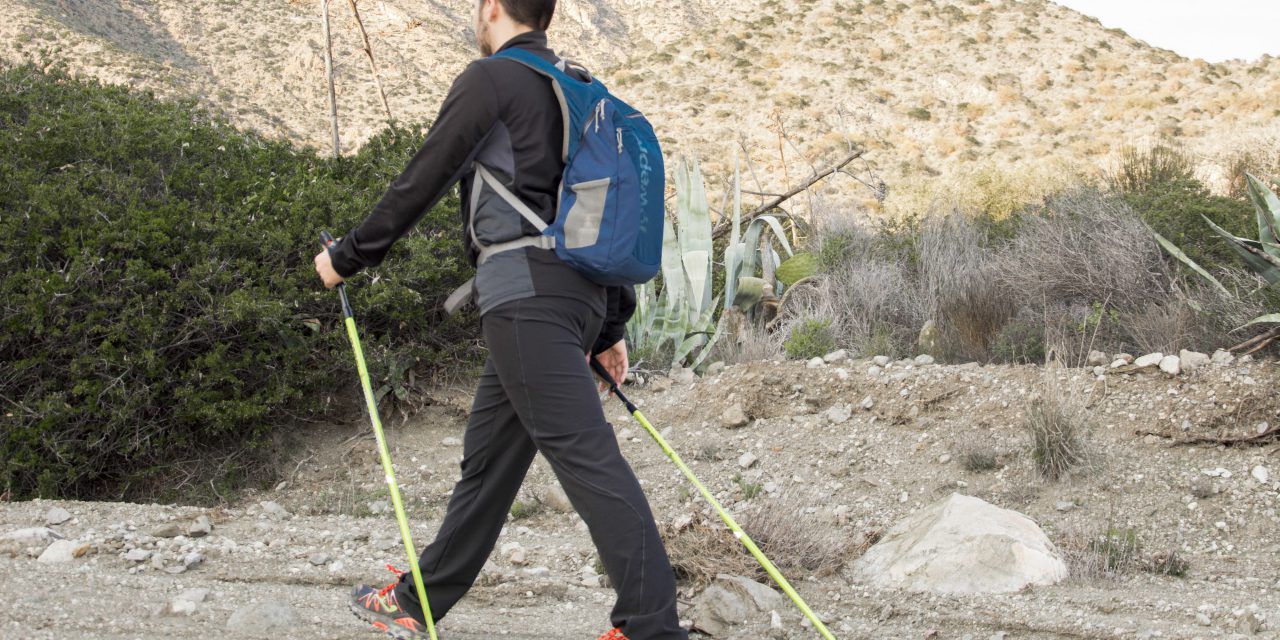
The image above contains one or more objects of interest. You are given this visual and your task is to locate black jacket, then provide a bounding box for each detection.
[330,31,635,355]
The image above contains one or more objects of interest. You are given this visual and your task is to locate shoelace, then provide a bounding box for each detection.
[377,563,405,597]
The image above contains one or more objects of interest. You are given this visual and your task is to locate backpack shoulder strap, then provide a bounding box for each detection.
[491,48,598,162]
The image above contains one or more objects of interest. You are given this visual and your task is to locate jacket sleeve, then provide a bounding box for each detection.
[329,61,501,278]
[592,284,637,355]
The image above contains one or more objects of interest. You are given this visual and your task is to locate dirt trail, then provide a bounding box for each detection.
[4,356,1280,639]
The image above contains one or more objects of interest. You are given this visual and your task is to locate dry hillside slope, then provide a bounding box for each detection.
[2,0,1277,210]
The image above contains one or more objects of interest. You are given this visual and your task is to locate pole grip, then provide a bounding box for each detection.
[320,230,337,250]
[589,357,615,388]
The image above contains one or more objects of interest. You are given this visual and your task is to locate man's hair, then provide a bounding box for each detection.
[494,0,556,31]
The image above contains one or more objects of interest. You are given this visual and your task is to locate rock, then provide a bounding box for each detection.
[37,540,90,563]
[1212,349,1235,366]
[308,553,330,566]
[738,452,758,469]
[183,552,205,569]
[260,501,292,521]
[873,356,891,367]
[1196,612,1212,626]
[2,527,63,545]
[1114,353,1134,364]
[851,493,1067,594]
[1158,355,1181,376]
[1179,350,1210,372]
[1238,611,1263,635]
[867,365,883,377]
[504,543,528,566]
[690,574,783,636]
[45,507,72,526]
[914,354,936,366]
[368,501,391,515]
[1054,500,1075,512]
[1086,350,1109,367]
[649,376,672,393]
[1133,353,1164,369]
[441,436,462,446]
[823,349,849,364]
[227,603,299,632]
[806,357,825,369]
[670,367,696,384]
[825,404,851,425]
[163,588,210,616]
[151,523,181,538]
[707,362,726,376]
[541,485,574,513]
[188,516,213,538]
[938,454,952,464]
[721,403,750,429]
[1109,359,1128,369]
[1252,465,1271,484]
[860,396,875,411]
[125,548,152,563]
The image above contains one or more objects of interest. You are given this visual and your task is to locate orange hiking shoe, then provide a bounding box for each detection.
[350,565,429,639]
[597,629,629,640]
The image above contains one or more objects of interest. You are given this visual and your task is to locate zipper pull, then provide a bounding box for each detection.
[617,129,624,153]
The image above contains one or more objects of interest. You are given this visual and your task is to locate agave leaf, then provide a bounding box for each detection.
[733,276,765,310]
[660,215,683,311]
[1246,173,1280,255]
[723,155,744,309]
[1152,232,1229,296]
[741,215,793,277]
[776,252,816,286]
[676,159,713,315]
[672,296,721,367]
[690,312,732,371]
[1245,313,1280,327]
[1202,215,1280,285]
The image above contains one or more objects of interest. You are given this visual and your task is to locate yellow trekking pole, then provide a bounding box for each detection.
[322,231,438,640]
[590,358,837,640]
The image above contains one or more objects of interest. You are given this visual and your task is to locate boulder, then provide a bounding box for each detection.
[851,493,1067,594]
[721,403,750,429]
[1179,350,1210,372]
[1159,355,1181,376]
[690,574,784,636]
[37,540,91,563]
[1086,350,1109,367]
[1133,353,1164,369]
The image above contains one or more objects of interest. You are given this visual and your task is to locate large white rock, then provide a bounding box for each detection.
[852,493,1067,594]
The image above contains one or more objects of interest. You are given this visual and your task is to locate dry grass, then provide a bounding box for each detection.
[1023,376,1094,481]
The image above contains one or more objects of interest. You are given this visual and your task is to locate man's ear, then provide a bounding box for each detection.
[481,0,500,23]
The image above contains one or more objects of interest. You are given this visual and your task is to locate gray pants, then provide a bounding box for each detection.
[395,294,686,640]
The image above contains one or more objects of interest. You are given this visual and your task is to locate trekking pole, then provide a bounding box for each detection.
[590,359,838,640]
[321,231,439,640]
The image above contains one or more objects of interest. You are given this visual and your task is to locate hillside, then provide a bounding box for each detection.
[3,0,1277,213]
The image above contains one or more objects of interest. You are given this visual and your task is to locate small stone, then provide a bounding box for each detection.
[163,588,209,617]
[873,356,891,367]
[738,452,758,469]
[1054,500,1075,512]
[826,404,852,425]
[938,454,951,464]
[867,366,883,377]
[260,501,292,521]
[2,527,63,545]
[1109,359,1128,369]
[721,403,750,429]
[368,501,390,515]
[898,491,909,503]
[309,553,330,566]
[151,523,181,539]
[45,507,72,526]
[37,540,90,563]
[227,603,299,632]
[670,367,696,384]
[183,552,205,568]
[1158,355,1181,376]
[329,560,346,573]
[187,516,213,538]
[707,362,726,376]
[1252,465,1271,484]
[441,436,462,446]
[1114,353,1134,364]
[1179,350,1210,371]
[541,485,574,513]
[860,396,875,411]
[506,543,528,566]
[914,354,936,366]
[125,548,152,563]
[1086,350,1108,367]
[1134,353,1164,369]
[823,349,849,364]
[1238,611,1263,635]
[1211,349,1235,366]
[806,357,825,369]
[1196,612,1212,626]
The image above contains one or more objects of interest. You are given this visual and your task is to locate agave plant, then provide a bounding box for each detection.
[1155,172,1280,328]
[628,156,803,371]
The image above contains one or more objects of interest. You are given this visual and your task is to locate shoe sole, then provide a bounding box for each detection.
[348,599,428,640]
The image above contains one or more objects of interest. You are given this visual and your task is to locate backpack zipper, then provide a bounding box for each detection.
[617,129,624,153]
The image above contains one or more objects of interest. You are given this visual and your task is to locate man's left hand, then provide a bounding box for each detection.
[590,339,629,395]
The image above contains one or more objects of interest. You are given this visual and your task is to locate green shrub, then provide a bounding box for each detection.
[784,318,837,359]
[0,64,479,501]
[907,107,932,121]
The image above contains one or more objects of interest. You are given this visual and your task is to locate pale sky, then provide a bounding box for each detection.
[1055,0,1280,63]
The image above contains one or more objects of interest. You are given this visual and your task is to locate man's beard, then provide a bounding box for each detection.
[475,20,492,56]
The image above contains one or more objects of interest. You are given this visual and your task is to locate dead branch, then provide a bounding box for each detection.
[321,0,340,157]
[1136,425,1280,447]
[713,149,865,240]
[346,0,394,123]
[1229,326,1280,354]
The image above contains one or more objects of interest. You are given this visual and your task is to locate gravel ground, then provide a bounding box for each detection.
[4,355,1280,639]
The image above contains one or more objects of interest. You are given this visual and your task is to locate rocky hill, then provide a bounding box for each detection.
[3,0,1277,212]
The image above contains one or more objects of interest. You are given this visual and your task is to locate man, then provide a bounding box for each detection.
[312,1,686,639]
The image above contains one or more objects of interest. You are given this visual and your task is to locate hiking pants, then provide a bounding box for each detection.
[395,294,687,640]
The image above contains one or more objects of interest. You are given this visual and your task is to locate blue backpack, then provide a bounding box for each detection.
[479,49,664,286]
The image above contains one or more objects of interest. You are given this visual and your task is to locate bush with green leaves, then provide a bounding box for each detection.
[0,64,478,501]
[784,318,837,360]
